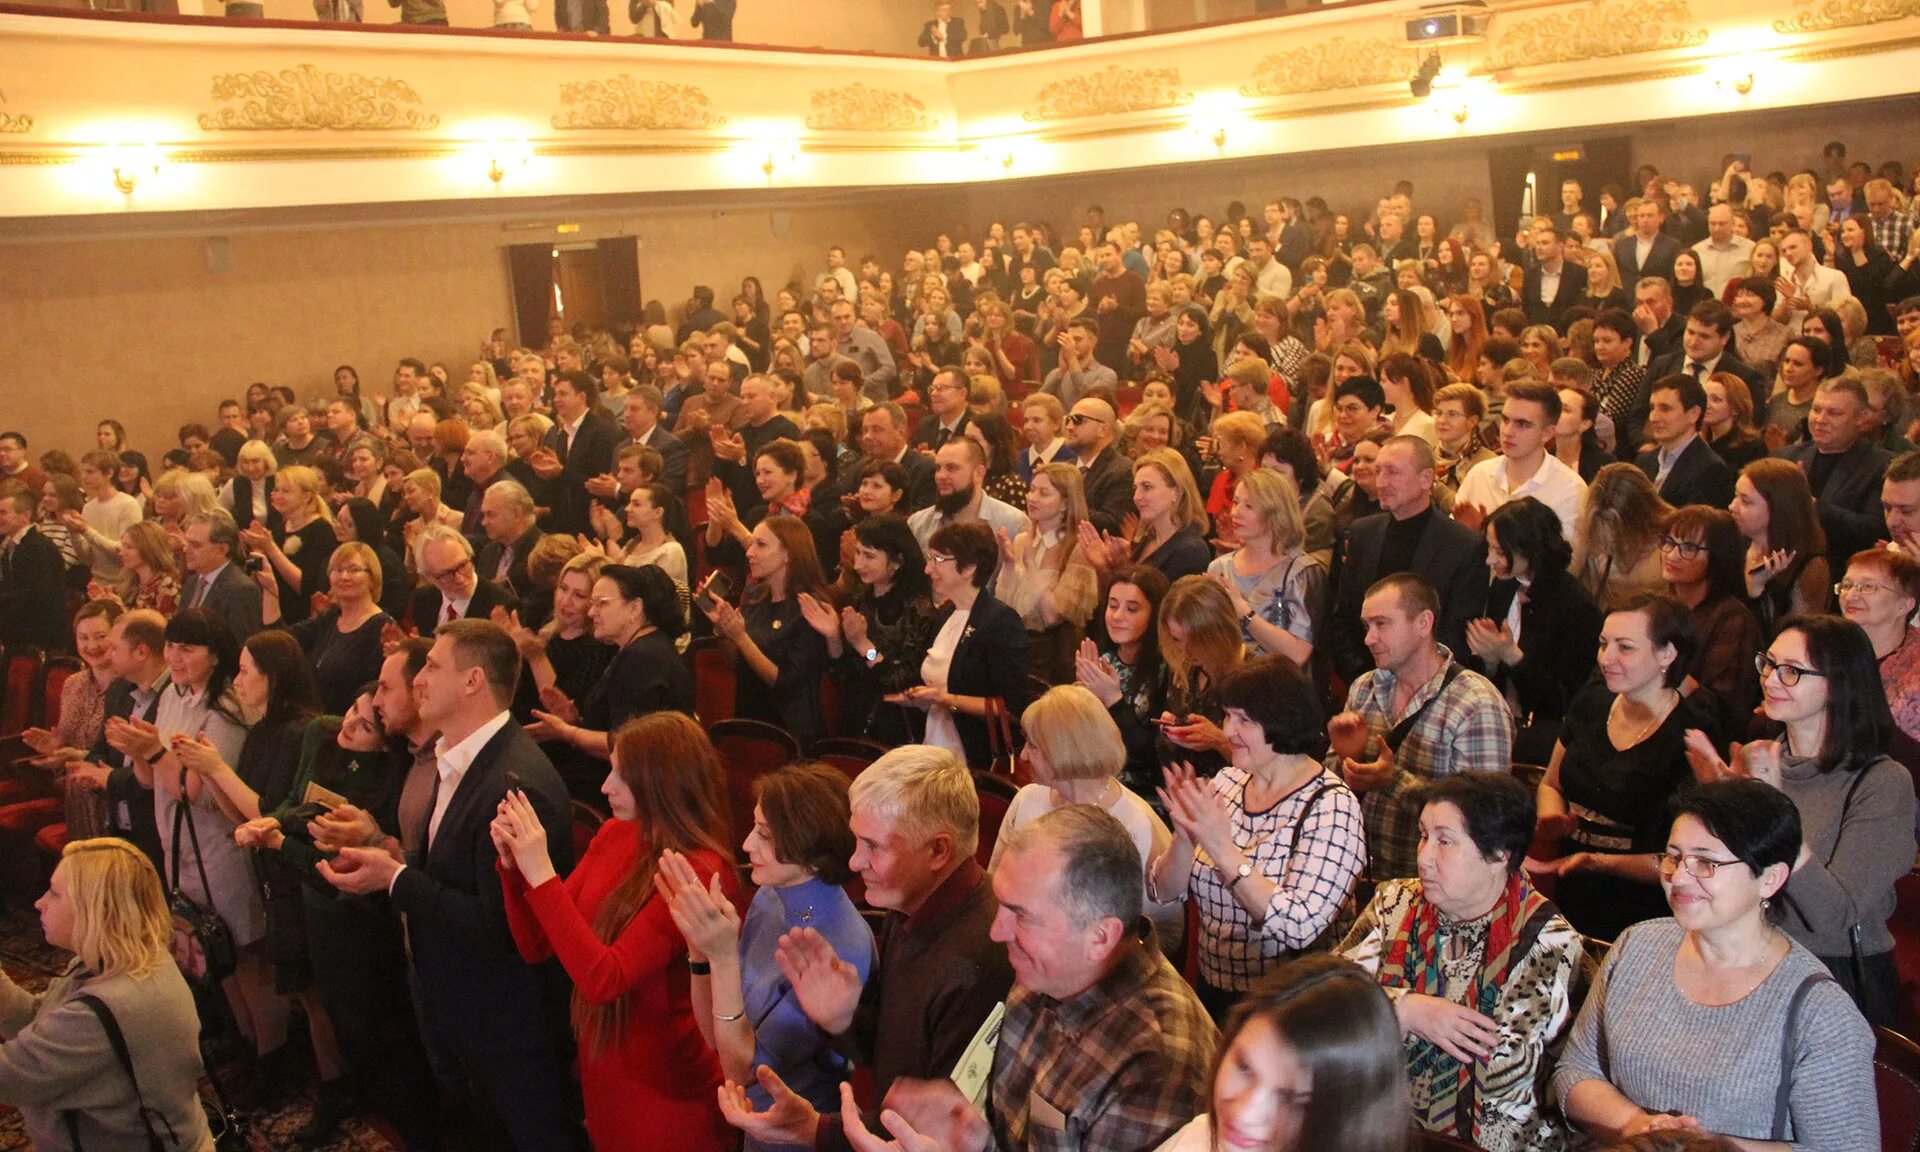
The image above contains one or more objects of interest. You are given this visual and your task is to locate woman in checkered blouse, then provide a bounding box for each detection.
[1149,655,1367,1022]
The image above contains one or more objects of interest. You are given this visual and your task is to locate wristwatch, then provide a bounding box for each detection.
[864,646,880,664]
[1230,860,1254,887]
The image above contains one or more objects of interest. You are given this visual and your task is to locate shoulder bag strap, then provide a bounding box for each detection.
[175,770,219,915]
[1772,972,1834,1141]
[1831,766,1874,993]
[1383,664,1465,753]
[66,994,176,1152]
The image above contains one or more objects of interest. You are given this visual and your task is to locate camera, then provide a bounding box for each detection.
[244,555,266,574]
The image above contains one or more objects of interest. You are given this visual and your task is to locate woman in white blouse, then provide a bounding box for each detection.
[994,463,1098,683]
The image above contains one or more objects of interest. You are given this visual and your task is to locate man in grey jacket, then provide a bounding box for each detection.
[179,512,262,642]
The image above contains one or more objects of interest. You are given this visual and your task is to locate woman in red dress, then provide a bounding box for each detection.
[493,712,737,1152]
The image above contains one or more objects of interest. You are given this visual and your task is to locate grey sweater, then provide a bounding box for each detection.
[1552,919,1876,1152]
[1779,753,1916,957]
[0,961,214,1152]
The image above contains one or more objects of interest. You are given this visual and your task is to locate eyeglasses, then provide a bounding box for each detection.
[927,551,956,567]
[423,558,472,583]
[1755,652,1825,687]
[1657,535,1707,559]
[1835,580,1895,598]
[1064,413,1108,427]
[1654,852,1749,880]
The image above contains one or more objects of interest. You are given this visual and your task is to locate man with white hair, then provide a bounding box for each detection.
[457,429,513,542]
[477,480,548,627]
[409,523,519,632]
[720,745,1012,1152]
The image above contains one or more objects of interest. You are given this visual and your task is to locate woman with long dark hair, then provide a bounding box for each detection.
[527,563,693,763]
[1661,505,1764,732]
[1163,304,1219,428]
[803,513,935,743]
[1730,458,1831,631]
[1077,564,1172,803]
[495,712,738,1152]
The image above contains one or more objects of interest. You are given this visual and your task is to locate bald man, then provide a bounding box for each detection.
[1066,396,1135,533]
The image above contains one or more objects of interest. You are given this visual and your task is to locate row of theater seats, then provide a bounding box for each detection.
[0,648,86,869]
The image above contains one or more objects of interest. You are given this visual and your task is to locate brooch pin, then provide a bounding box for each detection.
[963,626,975,641]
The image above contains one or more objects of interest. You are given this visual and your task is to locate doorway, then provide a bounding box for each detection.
[505,236,642,347]
[1486,135,1633,239]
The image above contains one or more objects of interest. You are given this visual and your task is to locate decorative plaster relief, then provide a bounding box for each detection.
[1485,0,1709,68]
[805,83,938,131]
[1024,65,1192,122]
[1773,0,1920,32]
[198,65,440,131]
[1241,37,1413,96]
[551,76,725,130]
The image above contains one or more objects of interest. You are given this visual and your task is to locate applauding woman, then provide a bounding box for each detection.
[995,462,1099,683]
[892,521,1029,769]
[240,465,337,626]
[1077,565,1173,803]
[496,712,740,1152]
[802,514,935,743]
[706,519,832,749]
[529,563,692,762]
[1553,780,1877,1149]
[1150,656,1366,1021]
[1208,470,1326,669]
[657,763,874,1151]
[259,541,394,715]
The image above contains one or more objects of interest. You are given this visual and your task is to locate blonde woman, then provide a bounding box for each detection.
[459,382,505,432]
[218,439,278,529]
[0,839,213,1150]
[107,520,181,615]
[238,464,337,626]
[1151,574,1246,778]
[398,467,462,571]
[1570,462,1673,608]
[150,468,220,535]
[996,462,1099,682]
[1582,246,1630,312]
[1081,448,1213,584]
[1207,470,1326,667]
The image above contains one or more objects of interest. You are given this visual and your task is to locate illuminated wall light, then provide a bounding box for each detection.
[487,139,533,185]
[104,143,163,195]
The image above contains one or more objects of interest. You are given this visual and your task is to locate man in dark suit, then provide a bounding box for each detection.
[1625,299,1768,451]
[317,620,580,1152]
[476,481,550,629]
[1520,225,1589,332]
[410,526,520,635]
[1780,378,1896,561]
[860,403,937,513]
[1065,397,1135,534]
[178,512,263,642]
[1326,437,1488,683]
[1635,375,1735,510]
[918,0,965,56]
[458,431,515,546]
[612,384,686,497]
[912,368,974,452]
[1613,198,1683,282]
[0,482,66,651]
[533,370,621,536]
[88,608,169,871]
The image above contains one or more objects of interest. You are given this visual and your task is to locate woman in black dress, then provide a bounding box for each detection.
[259,541,394,716]
[528,562,690,763]
[238,464,337,626]
[798,513,935,743]
[334,496,409,619]
[1074,564,1172,804]
[1531,593,1726,942]
[509,552,617,807]
[705,517,833,748]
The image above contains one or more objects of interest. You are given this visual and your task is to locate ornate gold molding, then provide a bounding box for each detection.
[551,76,724,131]
[0,89,31,135]
[1485,0,1708,69]
[197,65,439,131]
[1240,37,1411,96]
[1772,0,1920,33]
[805,84,937,132]
[1023,65,1191,122]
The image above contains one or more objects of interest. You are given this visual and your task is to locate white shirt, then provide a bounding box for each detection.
[1782,261,1854,332]
[920,608,971,756]
[908,494,1032,552]
[1454,451,1588,543]
[558,411,586,453]
[1692,236,1755,296]
[81,490,143,580]
[428,709,512,848]
[1391,408,1438,447]
[1030,437,1067,467]
[1254,259,1292,300]
[1635,234,1656,269]
[1538,262,1562,304]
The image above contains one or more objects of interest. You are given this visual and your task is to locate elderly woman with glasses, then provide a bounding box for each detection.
[1553,780,1876,1150]
[1836,548,1920,765]
[1683,615,1916,1026]
[1341,772,1582,1152]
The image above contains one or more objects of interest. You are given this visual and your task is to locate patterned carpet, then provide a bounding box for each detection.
[0,909,404,1152]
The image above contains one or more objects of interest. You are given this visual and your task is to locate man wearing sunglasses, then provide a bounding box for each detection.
[1065,397,1135,534]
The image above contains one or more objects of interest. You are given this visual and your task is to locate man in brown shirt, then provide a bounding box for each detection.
[1088,239,1146,375]
[673,358,744,486]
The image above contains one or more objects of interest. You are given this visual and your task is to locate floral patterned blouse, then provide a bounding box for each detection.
[1880,627,1920,746]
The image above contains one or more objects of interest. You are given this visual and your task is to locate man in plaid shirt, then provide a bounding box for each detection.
[1328,574,1514,880]
[841,805,1216,1152]
[1864,178,1914,259]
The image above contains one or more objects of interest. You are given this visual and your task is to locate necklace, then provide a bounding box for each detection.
[1609,690,1674,747]
[1679,930,1785,1005]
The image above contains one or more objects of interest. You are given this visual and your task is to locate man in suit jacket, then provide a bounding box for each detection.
[1326,437,1488,684]
[318,620,580,1152]
[410,525,521,635]
[618,384,687,497]
[1613,199,1683,282]
[918,0,965,56]
[89,609,170,871]
[1780,378,1896,561]
[1626,299,1768,451]
[0,484,66,651]
[476,481,550,629]
[912,369,974,451]
[1065,397,1136,534]
[534,370,622,536]
[1520,225,1589,332]
[1635,375,1736,510]
[859,403,938,513]
[178,512,263,642]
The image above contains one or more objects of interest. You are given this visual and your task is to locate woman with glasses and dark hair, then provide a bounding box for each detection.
[1683,615,1915,1026]
[1530,593,1726,942]
[1553,779,1876,1150]
[1465,496,1602,764]
[1660,505,1763,734]
[1341,772,1581,1152]
[528,563,693,763]
[802,513,935,743]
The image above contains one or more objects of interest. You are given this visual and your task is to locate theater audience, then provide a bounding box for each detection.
[18,599,122,839]
[239,465,337,626]
[1341,772,1581,1151]
[706,517,832,748]
[258,540,393,715]
[0,839,213,1150]
[1838,548,1920,772]
[528,562,692,763]
[1684,615,1915,1026]
[1207,469,1325,668]
[1553,780,1876,1150]
[1077,565,1172,801]
[1328,574,1513,880]
[1152,656,1365,1020]
[994,462,1098,682]
[1661,504,1765,731]
[657,761,873,1151]
[72,449,143,585]
[1731,458,1832,630]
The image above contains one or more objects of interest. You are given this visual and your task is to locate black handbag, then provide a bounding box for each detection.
[168,773,237,989]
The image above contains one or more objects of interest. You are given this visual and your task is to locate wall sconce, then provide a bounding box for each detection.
[759,143,800,179]
[1449,102,1469,125]
[1210,127,1228,148]
[487,140,532,185]
[106,144,163,195]
[1716,71,1755,95]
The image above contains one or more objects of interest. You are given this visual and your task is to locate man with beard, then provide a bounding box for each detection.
[907,438,1030,551]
